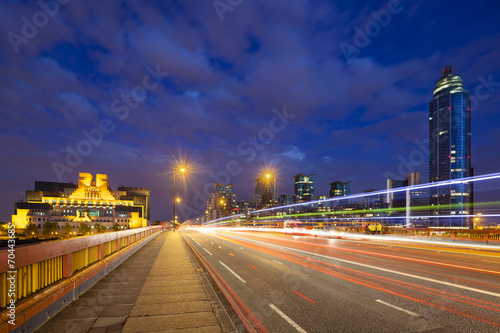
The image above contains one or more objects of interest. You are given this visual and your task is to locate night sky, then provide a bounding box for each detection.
[1,0,500,223]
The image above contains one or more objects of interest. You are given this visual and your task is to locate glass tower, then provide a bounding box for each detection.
[429,66,472,227]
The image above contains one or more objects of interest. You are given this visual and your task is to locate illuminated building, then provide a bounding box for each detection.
[293,174,314,202]
[207,183,237,220]
[12,173,149,231]
[253,177,275,208]
[329,181,351,197]
[429,66,472,227]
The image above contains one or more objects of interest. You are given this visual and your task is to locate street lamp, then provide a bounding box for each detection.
[173,167,186,229]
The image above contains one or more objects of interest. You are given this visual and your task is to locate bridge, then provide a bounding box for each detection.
[1,173,500,332]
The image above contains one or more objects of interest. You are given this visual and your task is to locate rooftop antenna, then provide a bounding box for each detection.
[441,65,455,78]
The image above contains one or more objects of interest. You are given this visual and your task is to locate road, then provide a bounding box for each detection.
[182,229,500,332]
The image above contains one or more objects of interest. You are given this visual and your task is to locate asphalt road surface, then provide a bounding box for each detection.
[182,229,500,333]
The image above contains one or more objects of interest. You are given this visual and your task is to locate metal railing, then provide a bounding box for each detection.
[0,226,162,309]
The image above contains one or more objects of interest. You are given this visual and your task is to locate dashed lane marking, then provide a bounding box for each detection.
[270,304,307,333]
[219,261,246,283]
[376,300,419,316]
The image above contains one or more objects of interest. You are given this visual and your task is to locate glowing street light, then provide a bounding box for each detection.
[173,167,187,228]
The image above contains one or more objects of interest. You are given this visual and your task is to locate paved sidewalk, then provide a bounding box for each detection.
[35,231,227,333]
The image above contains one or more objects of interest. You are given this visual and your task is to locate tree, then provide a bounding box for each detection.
[94,223,106,233]
[62,223,73,238]
[24,223,39,238]
[79,222,91,235]
[42,222,58,239]
[113,223,121,231]
[0,222,9,233]
[153,220,161,225]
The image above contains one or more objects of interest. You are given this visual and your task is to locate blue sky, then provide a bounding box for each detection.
[1,0,500,222]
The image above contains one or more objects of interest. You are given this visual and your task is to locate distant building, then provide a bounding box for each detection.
[235,200,254,215]
[253,177,276,208]
[316,195,331,212]
[207,183,237,221]
[361,189,387,209]
[293,174,315,202]
[386,172,420,208]
[118,186,150,221]
[329,181,351,197]
[12,172,149,231]
[278,194,294,206]
[429,66,472,227]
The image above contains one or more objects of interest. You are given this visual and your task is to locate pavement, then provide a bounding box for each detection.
[34,231,235,333]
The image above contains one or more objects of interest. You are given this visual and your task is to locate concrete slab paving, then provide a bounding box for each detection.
[122,312,220,333]
[130,301,213,317]
[34,231,230,333]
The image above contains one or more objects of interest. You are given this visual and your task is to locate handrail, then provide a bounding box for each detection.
[0,226,162,309]
[0,227,161,272]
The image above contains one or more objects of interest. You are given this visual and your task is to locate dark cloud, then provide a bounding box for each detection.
[0,0,499,222]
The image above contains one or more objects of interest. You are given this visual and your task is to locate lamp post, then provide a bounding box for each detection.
[173,168,186,229]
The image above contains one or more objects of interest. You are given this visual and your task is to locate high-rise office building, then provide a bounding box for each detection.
[293,174,314,202]
[329,181,351,197]
[429,66,472,227]
[253,177,275,208]
[207,183,237,220]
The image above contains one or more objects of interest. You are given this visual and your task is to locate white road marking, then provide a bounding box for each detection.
[227,235,500,299]
[273,260,284,265]
[219,261,246,283]
[376,300,419,316]
[270,304,307,333]
[189,237,201,246]
[203,248,213,255]
[281,244,500,299]
[239,247,244,250]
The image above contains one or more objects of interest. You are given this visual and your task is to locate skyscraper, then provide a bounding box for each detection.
[429,66,472,227]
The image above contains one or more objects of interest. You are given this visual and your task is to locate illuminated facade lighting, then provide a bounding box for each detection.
[429,66,472,227]
[12,172,149,230]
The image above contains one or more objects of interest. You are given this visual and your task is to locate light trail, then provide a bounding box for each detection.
[197,230,500,327]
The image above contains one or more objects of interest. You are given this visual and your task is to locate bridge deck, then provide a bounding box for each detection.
[34,231,228,333]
